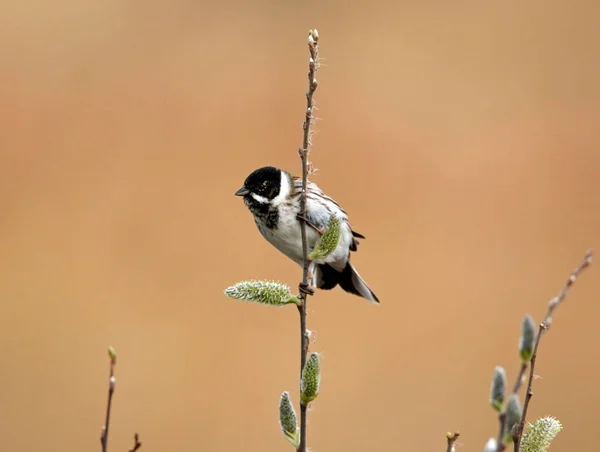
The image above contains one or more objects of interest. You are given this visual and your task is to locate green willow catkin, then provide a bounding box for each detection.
[490,366,507,413]
[504,394,523,444]
[279,391,299,447]
[519,314,536,363]
[301,352,321,404]
[308,216,341,260]
[224,280,300,306]
[520,417,562,452]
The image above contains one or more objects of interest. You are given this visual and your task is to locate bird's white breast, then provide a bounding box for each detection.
[256,188,353,271]
[256,201,318,265]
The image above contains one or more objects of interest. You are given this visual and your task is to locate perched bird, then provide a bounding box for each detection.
[235,166,379,303]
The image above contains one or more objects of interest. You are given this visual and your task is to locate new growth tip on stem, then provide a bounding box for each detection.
[446,432,460,452]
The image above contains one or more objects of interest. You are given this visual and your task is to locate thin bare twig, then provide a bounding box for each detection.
[511,363,528,395]
[129,433,142,452]
[496,363,528,451]
[296,29,320,452]
[100,352,117,452]
[100,348,141,452]
[513,250,593,450]
[446,432,460,452]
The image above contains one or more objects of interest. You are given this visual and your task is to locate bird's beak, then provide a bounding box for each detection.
[235,186,250,196]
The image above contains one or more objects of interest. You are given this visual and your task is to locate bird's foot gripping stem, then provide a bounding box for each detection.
[299,281,315,296]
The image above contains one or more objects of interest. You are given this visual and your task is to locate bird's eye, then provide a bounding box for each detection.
[262,181,269,187]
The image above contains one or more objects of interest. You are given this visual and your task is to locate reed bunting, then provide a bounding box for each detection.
[235,166,379,303]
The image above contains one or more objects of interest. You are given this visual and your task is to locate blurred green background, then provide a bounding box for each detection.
[0,0,599,450]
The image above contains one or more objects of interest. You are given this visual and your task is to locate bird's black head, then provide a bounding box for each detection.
[235,166,282,201]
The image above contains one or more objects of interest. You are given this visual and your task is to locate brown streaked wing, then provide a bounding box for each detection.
[292,176,365,253]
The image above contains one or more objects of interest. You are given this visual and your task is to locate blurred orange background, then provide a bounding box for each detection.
[1,0,599,450]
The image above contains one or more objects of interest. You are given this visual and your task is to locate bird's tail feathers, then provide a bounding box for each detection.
[316,261,379,303]
[315,263,340,290]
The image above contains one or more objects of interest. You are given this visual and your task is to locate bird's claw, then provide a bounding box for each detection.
[299,282,315,296]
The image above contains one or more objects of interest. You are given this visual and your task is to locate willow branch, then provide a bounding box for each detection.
[296,29,320,452]
[496,363,528,451]
[446,432,460,452]
[513,250,593,449]
[99,348,141,452]
[128,434,142,452]
[100,350,117,452]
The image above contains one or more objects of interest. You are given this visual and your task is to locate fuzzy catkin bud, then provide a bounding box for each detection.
[504,394,522,444]
[519,314,536,363]
[301,352,321,404]
[483,437,497,452]
[108,346,117,365]
[279,392,299,447]
[224,280,300,306]
[489,366,507,413]
[308,216,341,260]
[520,417,562,452]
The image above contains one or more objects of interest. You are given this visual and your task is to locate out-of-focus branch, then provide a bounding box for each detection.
[497,363,528,451]
[513,250,593,449]
[100,347,117,452]
[129,433,142,452]
[446,431,460,452]
[99,347,142,452]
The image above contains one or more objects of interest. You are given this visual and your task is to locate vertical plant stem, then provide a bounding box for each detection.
[100,358,116,452]
[297,29,319,452]
[99,348,140,451]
